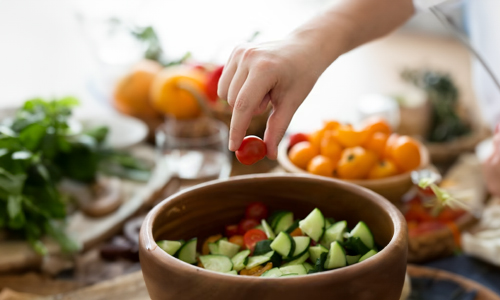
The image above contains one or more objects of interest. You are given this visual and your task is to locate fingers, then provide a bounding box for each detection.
[227,69,248,107]
[229,72,273,151]
[253,93,271,116]
[218,48,239,101]
[263,101,296,160]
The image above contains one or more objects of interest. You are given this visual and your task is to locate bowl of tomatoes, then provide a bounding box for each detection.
[277,117,430,205]
[139,174,408,300]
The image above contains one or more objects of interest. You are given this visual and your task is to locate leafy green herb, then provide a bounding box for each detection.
[418,177,470,216]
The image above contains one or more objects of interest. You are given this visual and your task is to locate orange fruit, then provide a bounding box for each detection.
[337,147,377,180]
[323,120,341,131]
[150,65,206,119]
[367,159,399,179]
[363,132,388,158]
[383,133,400,159]
[113,59,163,119]
[309,129,326,150]
[362,116,392,136]
[307,155,335,177]
[391,136,421,172]
[320,131,342,164]
[333,125,370,148]
[288,141,319,169]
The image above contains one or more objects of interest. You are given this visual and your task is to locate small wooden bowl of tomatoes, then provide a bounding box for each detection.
[277,117,430,205]
[139,174,408,300]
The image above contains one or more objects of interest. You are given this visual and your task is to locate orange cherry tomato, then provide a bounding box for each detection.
[337,147,377,179]
[228,235,245,249]
[362,116,392,136]
[383,133,400,159]
[323,120,341,131]
[243,229,267,252]
[202,234,223,255]
[309,129,326,150]
[367,159,399,179]
[363,132,388,158]
[320,131,343,163]
[307,155,335,177]
[288,141,319,169]
[391,136,421,172]
[290,227,303,237]
[333,125,370,148]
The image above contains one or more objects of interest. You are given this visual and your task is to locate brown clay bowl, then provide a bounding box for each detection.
[277,139,430,205]
[139,174,408,300]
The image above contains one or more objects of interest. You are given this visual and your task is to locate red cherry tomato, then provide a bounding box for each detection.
[243,229,267,252]
[238,218,260,235]
[288,133,309,150]
[205,65,224,102]
[225,224,239,237]
[245,202,268,220]
[235,136,267,165]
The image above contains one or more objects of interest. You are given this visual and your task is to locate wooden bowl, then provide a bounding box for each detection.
[277,139,430,206]
[139,174,408,300]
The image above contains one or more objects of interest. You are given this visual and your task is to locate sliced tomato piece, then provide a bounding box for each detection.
[245,202,268,220]
[243,229,267,252]
[238,218,260,235]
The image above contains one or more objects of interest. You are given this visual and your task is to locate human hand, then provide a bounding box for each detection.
[218,37,328,159]
[483,132,500,197]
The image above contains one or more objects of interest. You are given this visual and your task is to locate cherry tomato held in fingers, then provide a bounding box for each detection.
[243,229,267,252]
[238,218,260,235]
[225,224,239,237]
[235,136,267,165]
[245,202,268,220]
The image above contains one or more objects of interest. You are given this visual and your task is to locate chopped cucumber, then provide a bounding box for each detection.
[320,221,347,248]
[303,262,314,272]
[254,225,265,231]
[231,250,251,271]
[218,240,240,258]
[157,240,182,256]
[282,252,310,267]
[269,211,288,228]
[261,219,276,239]
[289,236,310,259]
[254,240,273,256]
[280,264,307,276]
[274,212,294,233]
[285,220,300,234]
[359,249,378,262]
[299,208,325,242]
[225,270,238,275]
[342,236,370,256]
[281,273,299,277]
[346,255,361,265]
[324,241,347,270]
[350,221,375,249]
[261,267,283,278]
[199,255,233,273]
[208,242,219,255]
[311,252,328,273]
[177,238,197,264]
[325,217,335,228]
[268,250,283,267]
[309,245,328,264]
[246,251,274,269]
[270,232,295,258]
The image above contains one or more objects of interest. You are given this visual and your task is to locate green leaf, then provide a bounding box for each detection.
[19,123,47,151]
[84,126,109,144]
[0,168,27,196]
[7,195,25,229]
[28,238,48,256]
[0,203,7,227]
[44,221,81,253]
[56,96,80,108]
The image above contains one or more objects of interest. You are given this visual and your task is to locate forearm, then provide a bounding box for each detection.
[290,0,415,71]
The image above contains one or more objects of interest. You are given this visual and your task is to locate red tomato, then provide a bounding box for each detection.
[437,207,466,222]
[288,133,309,150]
[235,136,267,165]
[205,65,224,102]
[243,229,267,252]
[238,218,260,235]
[225,224,239,237]
[245,202,268,220]
[408,221,446,237]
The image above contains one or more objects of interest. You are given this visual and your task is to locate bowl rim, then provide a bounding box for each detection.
[140,173,407,282]
[277,137,430,188]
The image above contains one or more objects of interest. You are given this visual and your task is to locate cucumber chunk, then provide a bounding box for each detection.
[299,208,325,242]
[350,221,375,249]
[290,236,310,259]
[303,262,314,272]
[225,270,238,275]
[359,249,378,262]
[281,273,299,277]
[274,212,294,233]
[254,240,273,256]
[261,219,276,239]
[231,250,251,271]
[346,255,361,265]
[282,252,310,267]
[309,244,328,264]
[270,232,295,257]
[324,241,347,270]
[280,264,307,276]
[177,238,197,264]
[208,242,219,255]
[254,225,265,231]
[199,255,233,273]
[246,251,274,269]
[320,221,347,248]
[157,240,182,256]
[325,217,335,228]
[261,267,282,278]
[285,220,300,234]
[218,240,240,258]
[342,236,370,256]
